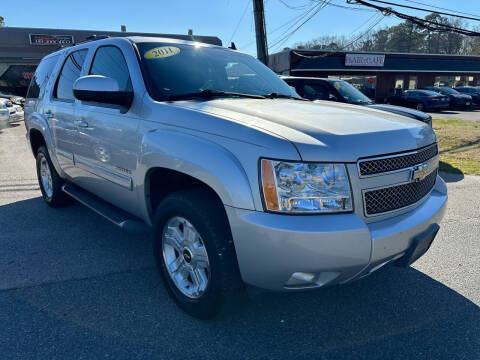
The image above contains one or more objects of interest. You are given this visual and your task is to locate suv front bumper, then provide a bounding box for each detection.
[226,175,447,291]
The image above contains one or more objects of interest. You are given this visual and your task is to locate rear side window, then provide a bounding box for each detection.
[54,49,88,101]
[89,46,132,91]
[26,54,60,100]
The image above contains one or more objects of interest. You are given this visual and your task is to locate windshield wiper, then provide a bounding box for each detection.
[168,89,266,101]
[263,92,306,101]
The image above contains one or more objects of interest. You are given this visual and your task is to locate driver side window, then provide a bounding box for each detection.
[89,46,132,92]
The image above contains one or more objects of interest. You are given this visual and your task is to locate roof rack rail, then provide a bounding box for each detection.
[75,34,110,45]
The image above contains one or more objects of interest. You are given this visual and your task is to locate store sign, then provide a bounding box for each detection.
[29,34,74,46]
[345,53,385,67]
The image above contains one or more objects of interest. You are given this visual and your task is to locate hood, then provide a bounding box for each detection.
[174,99,436,162]
[366,103,430,122]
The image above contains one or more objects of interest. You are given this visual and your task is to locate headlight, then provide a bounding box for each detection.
[260,159,353,213]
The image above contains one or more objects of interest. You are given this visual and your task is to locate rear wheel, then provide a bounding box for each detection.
[153,188,245,319]
[416,103,425,111]
[35,146,71,207]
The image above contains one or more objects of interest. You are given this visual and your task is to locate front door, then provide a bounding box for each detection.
[73,45,139,214]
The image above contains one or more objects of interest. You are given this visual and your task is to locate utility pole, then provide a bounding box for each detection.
[253,0,268,65]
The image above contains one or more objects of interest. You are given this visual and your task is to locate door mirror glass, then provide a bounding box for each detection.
[73,75,133,107]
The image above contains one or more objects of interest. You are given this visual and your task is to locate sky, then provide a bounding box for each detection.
[1,0,478,56]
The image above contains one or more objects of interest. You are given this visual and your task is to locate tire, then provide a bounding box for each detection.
[416,103,424,111]
[153,188,245,319]
[35,145,71,207]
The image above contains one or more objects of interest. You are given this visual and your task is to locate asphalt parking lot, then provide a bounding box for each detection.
[427,107,480,121]
[1,123,479,359]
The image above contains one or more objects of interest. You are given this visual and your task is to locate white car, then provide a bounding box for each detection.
[8,103,24,123]
[0,99,10,128]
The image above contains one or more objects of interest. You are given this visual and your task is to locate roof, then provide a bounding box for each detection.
[269,48,480,74]
[0,27,222,64]
[0,26,222,46]
[283,48,480,60]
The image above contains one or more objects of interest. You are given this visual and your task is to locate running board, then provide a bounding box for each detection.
[62,183,150,234]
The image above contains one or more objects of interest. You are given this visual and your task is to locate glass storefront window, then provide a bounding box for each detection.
[408,75,418,89]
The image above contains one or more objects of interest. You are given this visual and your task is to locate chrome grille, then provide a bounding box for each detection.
[359,144,438,176]
[364,170,437,216]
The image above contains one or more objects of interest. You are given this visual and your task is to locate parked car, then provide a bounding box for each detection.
[387,90,449,111]
[25,37,446,319]
[0,99,9,128]
[423,86,472,109]
[454,86,480,105]
[282,76,432,125]
[0,99,23,127]
[0,92,25,108]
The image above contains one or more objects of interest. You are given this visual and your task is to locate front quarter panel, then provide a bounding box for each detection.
[137,128,256,223]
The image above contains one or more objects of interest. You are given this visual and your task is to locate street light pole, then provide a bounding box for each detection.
[252,0,268,65]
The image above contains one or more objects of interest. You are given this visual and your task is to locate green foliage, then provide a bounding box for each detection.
[294,13,480,55]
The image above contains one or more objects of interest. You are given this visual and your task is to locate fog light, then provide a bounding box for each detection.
[286,272,316,286]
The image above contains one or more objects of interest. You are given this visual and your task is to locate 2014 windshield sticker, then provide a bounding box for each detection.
[144,46,180,59]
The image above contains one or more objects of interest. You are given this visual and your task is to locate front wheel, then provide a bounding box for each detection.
[416,103,425,111]
[153,188,245,319]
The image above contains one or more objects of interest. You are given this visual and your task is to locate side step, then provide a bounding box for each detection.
[62,183,150,234]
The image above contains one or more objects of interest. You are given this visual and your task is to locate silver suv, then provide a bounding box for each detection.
[25,37,447,318]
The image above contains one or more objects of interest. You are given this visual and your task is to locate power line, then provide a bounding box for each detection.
[349,0,480,36]
[366,0,480,21]
[230,0,251,42]
[401,0,480,20]
[269,1,331,51]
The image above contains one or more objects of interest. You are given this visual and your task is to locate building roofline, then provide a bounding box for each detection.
[272,48,480,60]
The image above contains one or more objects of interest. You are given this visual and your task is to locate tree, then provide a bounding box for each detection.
[294,13,478,55]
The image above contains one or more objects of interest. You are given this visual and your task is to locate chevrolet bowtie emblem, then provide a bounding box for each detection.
[411,163,429,182]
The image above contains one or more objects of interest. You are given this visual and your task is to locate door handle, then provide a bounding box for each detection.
[44,110,54,119]
[74,119,89,128]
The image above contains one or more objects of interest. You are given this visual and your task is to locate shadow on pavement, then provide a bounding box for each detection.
[1,197,479,359]
[439,166,464,182]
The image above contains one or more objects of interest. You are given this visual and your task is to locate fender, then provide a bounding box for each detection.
[136,129,255,223]
[26,112,66,178]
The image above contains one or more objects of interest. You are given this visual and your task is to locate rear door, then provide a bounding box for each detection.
[47,49,89,176]
[73,44,140,214]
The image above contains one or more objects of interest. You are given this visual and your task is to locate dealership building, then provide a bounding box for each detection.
[269,49,480,103]
[0,27,221,96]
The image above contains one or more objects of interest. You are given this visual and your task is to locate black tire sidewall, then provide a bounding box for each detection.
[35,145,70,207]
[36,146,54,203]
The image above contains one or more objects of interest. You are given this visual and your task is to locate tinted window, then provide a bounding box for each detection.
[90,46,132,91]
[437,87,459,95]
[137,42,298,101]
[54,49,88,101]
[418,90,439,96]
[26,55,60,99]
[303,82,331,101]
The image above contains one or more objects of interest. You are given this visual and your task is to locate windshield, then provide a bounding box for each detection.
[330,80,373,104]
[415,90,441,96]
[137,42,300,101]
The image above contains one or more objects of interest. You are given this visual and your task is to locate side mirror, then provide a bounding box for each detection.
[73,75,133,107]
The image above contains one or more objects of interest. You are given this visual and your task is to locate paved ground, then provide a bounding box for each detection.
[0,123,479,360]
[428,108,480,121]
